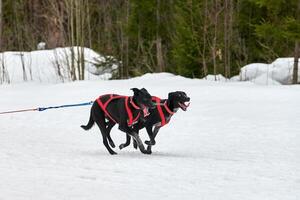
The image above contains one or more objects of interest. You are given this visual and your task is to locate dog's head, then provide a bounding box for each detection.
[168,91,190,111]
[131,88,154,110]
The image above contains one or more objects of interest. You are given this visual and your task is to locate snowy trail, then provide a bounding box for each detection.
[0,74,299,200]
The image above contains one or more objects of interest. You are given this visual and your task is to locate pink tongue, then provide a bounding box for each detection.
[143,107,150,117]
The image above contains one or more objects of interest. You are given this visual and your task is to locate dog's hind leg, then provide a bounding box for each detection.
[96,121,117,155]
[106,121,116,148]
[93,112,117,155]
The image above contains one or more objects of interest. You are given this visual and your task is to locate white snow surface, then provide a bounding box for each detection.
[0,73,299,200]
[0,47,117,84]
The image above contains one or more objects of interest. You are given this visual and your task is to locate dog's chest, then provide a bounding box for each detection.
[154,115,172,127]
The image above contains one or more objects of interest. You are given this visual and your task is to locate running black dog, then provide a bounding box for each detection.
[81,88,154,155]
[119,91,190,153]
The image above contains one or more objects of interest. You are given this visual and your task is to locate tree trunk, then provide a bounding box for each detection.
[224,0,228,78]
[104,1,112,54]
[0,0,2,51]
[293,41,299,84]
[125,0,130,78]
[212,0,219,80]
[202,0,208,77]
[228,0,233,78]
[293,0,300,84]
[156,0,164,72]
[224,0,233,79]
[80,0,85,80]
[86,0,92,49]
[69,0,76,81]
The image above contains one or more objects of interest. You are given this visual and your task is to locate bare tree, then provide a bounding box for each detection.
[156,0,164,72]
[202,0,208,77]
[292,0,300,84]
[0,0,2,51]
[223,0,234,79]
[209,0,223,80]
[124,0,130,78]
[293,42,299,84]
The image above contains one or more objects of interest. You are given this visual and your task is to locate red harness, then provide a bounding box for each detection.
[96,94,141,126]
[152,96,175,127]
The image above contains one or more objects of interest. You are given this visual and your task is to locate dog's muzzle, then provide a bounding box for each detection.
[178,102,190,111]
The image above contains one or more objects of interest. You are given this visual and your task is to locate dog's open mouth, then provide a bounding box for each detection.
[178,102,190,111]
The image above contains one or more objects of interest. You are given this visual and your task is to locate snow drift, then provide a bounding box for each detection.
[0,47,298,86]
[201,58,299,85]
[239,58,300,85]
[0,47,118,84]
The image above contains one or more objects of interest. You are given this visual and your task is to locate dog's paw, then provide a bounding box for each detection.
[119,144,126,150]
[110,151,117,155]
[146,146,152,154]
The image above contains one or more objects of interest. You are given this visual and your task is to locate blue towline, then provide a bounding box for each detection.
[0,101,94,115]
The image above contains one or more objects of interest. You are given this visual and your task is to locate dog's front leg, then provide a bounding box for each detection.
[133,139,138,149]
[146,126,160,153]
[131,132,151,154]
[152,126,160,140]
[132,125,140,149]
[119,134,131,150]
[145,126,160,146]
[119,126,150,154]
[118,103,150,154]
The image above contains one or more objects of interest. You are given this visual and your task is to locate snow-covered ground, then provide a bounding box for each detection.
[0,73,299,200]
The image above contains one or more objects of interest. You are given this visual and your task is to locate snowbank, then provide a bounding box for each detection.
[240,58,299,85]
[1,49,298,86]
[199,58,299,85]
[0,47,118,84]
[203,74,227,81]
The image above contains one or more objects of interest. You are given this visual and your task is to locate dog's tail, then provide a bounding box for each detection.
[81,110,94,131]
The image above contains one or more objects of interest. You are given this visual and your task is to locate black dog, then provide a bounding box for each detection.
[119,91,190,153]
[81,88,154,155]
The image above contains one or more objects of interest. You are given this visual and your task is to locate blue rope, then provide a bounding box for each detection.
[38,101,94,111]
[0,101,94,115]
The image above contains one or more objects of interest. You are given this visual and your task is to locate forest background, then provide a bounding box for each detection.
[0,0,299,83]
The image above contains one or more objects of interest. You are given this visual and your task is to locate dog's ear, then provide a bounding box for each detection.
[168,92,175,99]
[140,88,149,94]
[131,88,140,95]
